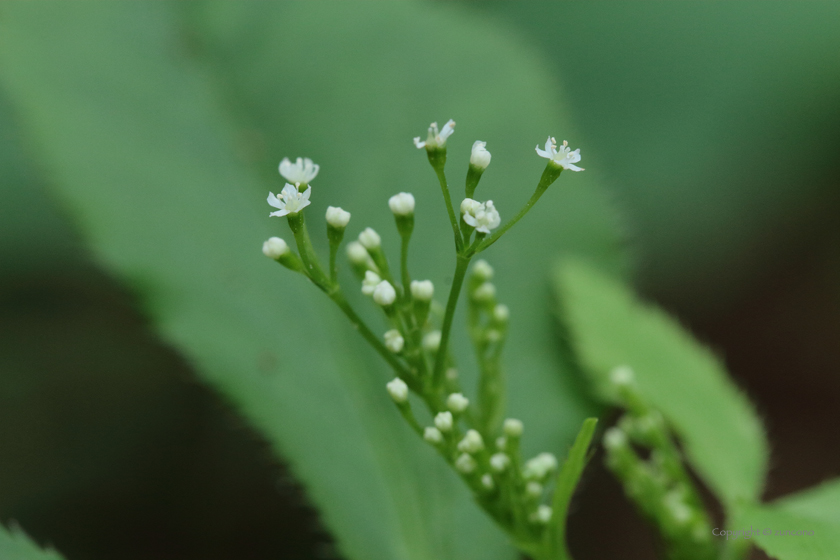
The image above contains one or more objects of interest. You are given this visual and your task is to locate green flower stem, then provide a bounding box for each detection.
[287,212,329,287]
[469,163,563,256]
[430,156,464,252]
[432,254,471,386]
[326,225,345,285]
[400,230,412,298]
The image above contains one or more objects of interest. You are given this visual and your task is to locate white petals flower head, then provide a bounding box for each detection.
[358,227,381,249]
[490,453,511,472]
[346,241,369,264]
[434,411,454,432]
[535,137,584,171]
[279,157,319,184]
[413,119,456,149]
[424,427,443,444]
[503,418,524,437]
[472,259,494,281]
[267,183,312,217]
[410,280,434,301]
[386,377,408,403]
[373,280,397,306]
[447,392,469,413]
[362,271,381,295]
[325,206,351,229]
[455,453,477,474]
[384,329,405,353]
[460,198,501,234]
[470,140,492,170]
[388,192,416,216]
[262,237,290,259]
[457,430,485,454]
[422,330,441,352]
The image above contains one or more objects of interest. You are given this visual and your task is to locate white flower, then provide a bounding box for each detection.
[472,259,494,281]
[362,271,381,295]
[424,427,443,444]
[358,227,381,249]
[603,427,627,451]
[410,280,434,301]
[268,183,312,217]
[457,430,485,454]
[384,329,404,353]
[523,452,558,480]
[503,418,524,437]
[610,365,635,387]
[526,481,543,497]
[388,192,415,216]
[447,392,469,413]
[490,453,510,472]
[262,237,290,259]
[493,304,510,323]
[434,411,454,432]
[455,453,477,474]
[326,206,351,228]
[386,377,408,403]
[531,505,553,524]
[346,241,369,264]
[535,137,584,171]
[422,330,441,352]
[373,280,397,306]
[481,474,494,490]
[470,140,492,170]
[460,198,500,234]
[472,282,496,303]
[413,119,456,149]
[279,157,319,184]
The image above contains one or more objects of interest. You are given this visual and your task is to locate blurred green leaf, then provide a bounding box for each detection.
[0,2,625,559]
[0,524,64,560]
[553,259,767,508]
[737,479,840,560]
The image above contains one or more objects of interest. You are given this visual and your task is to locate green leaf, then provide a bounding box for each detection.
[553,259,767,508]
[0,524,65,560]
[0,2,625,559]
[735,480,840,560]
[547,417,598,560]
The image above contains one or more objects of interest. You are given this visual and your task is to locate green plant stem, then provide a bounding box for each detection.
[432,254,471,386]
[287,212,329,287]
[433,164,464,252]
[400,232,411,296]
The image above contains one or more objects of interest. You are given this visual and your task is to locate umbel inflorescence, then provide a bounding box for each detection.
[262,121,583,558]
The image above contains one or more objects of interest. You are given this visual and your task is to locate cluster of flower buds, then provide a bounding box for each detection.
[260,119,584,554]
[603,367,716,559]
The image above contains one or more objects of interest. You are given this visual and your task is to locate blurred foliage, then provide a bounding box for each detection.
[0,524,64,560]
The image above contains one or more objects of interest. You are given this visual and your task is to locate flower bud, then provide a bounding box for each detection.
[446,368,459,381]
[410,280,434,301]
[457,429,485,454]
[460,198,482,216]
[362,270,381,295]
[455,453,477,474]
[424,427,443,444]
[422,330,441,352]
[358,227,381,249]
[523,452,558,480]
[346,241,369,264]
[434,411,454,432]
[470,140,492,170]
[472,259,494,281]
[386,378,408,403]
[472,282,496,303]
[326,206,351,229]
[610,365,635,387]
[388,192,415,216]
[447,393,469,413]
[526,481,543,497]
[481,474,494,490]
[384,329,404,353]
[603,427,628,451]
[493,304,509,323]
[531,505,553,524]
[490,453,510,472]
[503,418,524,437]
[262,237,290,259]
[373,280,397,306]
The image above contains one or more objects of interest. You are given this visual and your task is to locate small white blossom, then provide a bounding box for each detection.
[472,259,494,281]
[434,411,454,432]
[472,282,496,303]
[535,137,584,171]
[262,237,290,259]
[386,378,408,403]
[481,474,494,490]
[358,227,381,249]
[346,241,369,264]
[603,427,628,451]
[503,418,524,437]
[410,280,434,301]
[279,157,319,184]
[455,453,477,474]
[424,427,443,444]
[267,183,312,217]
[526,481,544,498]
[362,271,382,295]
[470,140,492,170]
[388,192,415,216]
[524,452,558,480]
[447,393,469,413]
[413,119,455,149]
[531,505,553,524]
[457,430,485,454]
[325,206,351,229]
[610,365,635,387]
[493,304,510,323]
[490,453,510,472]
[384,329,404,353]
[460,198,501,234]
[422,330,441,352]
[373,280,397,306]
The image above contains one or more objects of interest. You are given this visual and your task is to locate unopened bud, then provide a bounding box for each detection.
[346,241,369,264]
[384,329,404,353]
[424,427,443,444]
[362,270,381,295]
[388,192,415,216]
[373,281,397,306]
[386,378,408,403]
[325,206,351,229]
[262,237,290,259]
[422,330,441,352]
[455,453,477,474]
[490,453,510,472]
[472,282,496,303]
[457,430,485,454]
[410,280,434,301]
[434,411,454,432]
[503,418,523,437]
[470,140,492,170]
[472,259,494,281]
[447,393,469,413]
[358,227,381,249]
